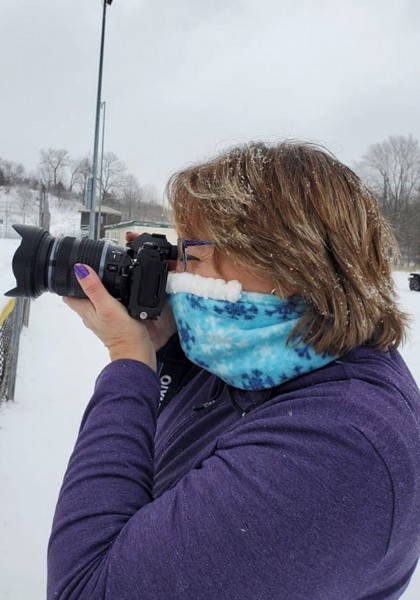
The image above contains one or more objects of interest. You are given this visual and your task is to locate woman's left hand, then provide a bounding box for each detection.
[63,264,156,370]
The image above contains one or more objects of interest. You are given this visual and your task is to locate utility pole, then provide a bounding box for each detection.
[88,0,114,239]
[39,183,51,231]
[96,100,106,239]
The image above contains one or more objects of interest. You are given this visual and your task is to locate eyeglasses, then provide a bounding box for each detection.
[177,238,213,272]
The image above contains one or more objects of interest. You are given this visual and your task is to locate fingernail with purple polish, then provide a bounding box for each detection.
[74,264,89,279]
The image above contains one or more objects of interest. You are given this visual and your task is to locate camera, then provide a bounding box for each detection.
[5,224,178,320]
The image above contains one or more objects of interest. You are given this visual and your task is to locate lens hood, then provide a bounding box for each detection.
[5,224,54,298]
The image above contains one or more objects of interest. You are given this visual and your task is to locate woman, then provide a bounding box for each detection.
[48,141,420,599]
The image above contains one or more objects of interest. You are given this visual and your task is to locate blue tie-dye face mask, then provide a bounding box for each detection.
[166,273,335,391]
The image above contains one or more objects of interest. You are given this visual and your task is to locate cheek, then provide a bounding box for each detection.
[189,261,223,279]
[217,258,243,282]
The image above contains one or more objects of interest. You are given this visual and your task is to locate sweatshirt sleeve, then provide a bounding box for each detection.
[48,364,394,600]
[48,359,160,599]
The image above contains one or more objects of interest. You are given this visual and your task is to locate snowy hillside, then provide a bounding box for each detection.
[0,187,83,313]
[0,186,82,240]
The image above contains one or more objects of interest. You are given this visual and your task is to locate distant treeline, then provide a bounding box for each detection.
[1,135,419,266]
[355,134,420,268]
[0,148,170,224]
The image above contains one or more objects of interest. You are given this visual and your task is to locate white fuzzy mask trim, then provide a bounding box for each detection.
[166,272,242,303]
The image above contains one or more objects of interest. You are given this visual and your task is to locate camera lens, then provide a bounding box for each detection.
[6,224,129,301]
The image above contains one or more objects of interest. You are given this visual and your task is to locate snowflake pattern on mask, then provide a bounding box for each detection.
[263,299,305,319]
[168,290,336,390]
[187,295,208,312]
[213,301,259,320]
[176,319,196,352]
[293,345,312,360]
[241,370,277,389]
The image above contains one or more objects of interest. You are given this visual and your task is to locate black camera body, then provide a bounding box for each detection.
[6,225,178,320]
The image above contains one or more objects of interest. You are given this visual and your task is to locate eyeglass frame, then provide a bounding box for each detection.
[177,238,213,272]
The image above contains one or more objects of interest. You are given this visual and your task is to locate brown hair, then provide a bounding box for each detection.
[166,141,408,355]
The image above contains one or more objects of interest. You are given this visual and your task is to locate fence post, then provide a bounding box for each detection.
[23,298,31,327]
[0,299,15,401]
[6,298,25,402]
[0,298,30,403]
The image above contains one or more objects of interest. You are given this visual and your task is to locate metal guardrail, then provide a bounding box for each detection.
[0,297,30,402]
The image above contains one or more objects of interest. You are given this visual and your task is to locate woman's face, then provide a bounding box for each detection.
[176,239,276,294]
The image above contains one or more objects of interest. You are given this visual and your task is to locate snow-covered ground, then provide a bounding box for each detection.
[0,221,419,598]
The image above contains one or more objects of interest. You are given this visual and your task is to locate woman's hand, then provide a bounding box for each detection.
[144,302,177,352]
[64,264,156,370]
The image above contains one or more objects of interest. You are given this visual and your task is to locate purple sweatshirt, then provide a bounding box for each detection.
[48,346,420,599]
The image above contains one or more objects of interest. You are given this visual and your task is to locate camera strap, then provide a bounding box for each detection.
[156,334,197,416]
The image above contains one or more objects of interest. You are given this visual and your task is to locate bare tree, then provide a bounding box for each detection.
[100,152,128,202]
[358,134,420,266]
[138,184,166,221]
[403,197,420,267]
[0,158,25,187]
[120,174,143,220]
[140,183,159,205]
[115,178,166,221]
[39,148,70,189]
[69,155,92,198]
[15,186,34,224]
[359,134,420,216]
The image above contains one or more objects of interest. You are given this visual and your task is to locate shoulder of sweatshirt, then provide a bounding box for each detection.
[218,345,420,539]
[257,345,420,421]
[230,345,420,455]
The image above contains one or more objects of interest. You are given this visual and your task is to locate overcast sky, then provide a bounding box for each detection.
[1,0,419,199]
